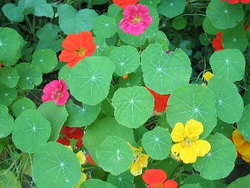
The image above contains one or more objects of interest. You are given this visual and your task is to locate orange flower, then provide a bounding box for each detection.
[212,32,223,52]
[113,0,139,9]
[59,31,96,68]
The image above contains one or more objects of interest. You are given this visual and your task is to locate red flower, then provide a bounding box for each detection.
[212,32,223,52]
[56,125,84,148]
[142,169,178,188]
[221,0,250,4]
[146,87,170,113]
[86,154,96,165]
[113,0,139,9]
[59,31,96,68]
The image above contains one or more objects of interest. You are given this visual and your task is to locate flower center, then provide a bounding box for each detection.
[132,15,143,23]
[76,47,87,57]
[183,138,193,147]
[53,91,62,99]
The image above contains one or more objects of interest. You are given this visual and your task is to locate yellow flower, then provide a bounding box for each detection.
[203,71,214,82]
[232,129,250,162]
[170,119,211,164]
[128,143,149,176]
[76,151,86,164]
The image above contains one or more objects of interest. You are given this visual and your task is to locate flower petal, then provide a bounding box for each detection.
[195,140,211,157]
[130,161,143,176]
[171,143,183,160]
[162,180,178,188]
[232,129,246,147]
[171,122,186,142]
[139,154,149,168]
[185,119,203,140]
[180,144,198,164]
[142,169,167,185]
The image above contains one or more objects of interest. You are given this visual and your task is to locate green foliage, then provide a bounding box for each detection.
[228,174,250,188]
[0,67,19,88]
[93,15,117,38]
[81,179,117,188]
[12,97,36,117]
[0,84,17,106]
[158,0,186,18]
[237,104,250,142]
[0,112,14,138]
[107,171,134,188]
[0,170,21,188]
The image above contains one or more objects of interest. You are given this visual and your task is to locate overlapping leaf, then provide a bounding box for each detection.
[237,104,250,142]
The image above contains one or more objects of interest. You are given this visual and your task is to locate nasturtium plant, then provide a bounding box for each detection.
[112,86,154,128]
[69,56,115,105]
[0,0,249,187]
[208,76,244,124]
[96,136,134,175]
[33,142,81,188]
[141,44,191,94]
[12,109,51,153]
[210,49,245,82]
[167,84,217,139]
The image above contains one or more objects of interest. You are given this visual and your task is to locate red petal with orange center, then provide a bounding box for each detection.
[142,169,167,185]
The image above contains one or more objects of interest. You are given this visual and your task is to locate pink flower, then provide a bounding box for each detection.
[42,80,69,106]
[119,4,152,36]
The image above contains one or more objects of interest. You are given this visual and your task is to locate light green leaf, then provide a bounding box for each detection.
[31,49,58,73]
[210,49,245,82]
[141,127,171,160]
[158,0,186,18]
[140,0,160,7]
[193,133,237,180]
[38,101,68,141]
[206,0,244,29]
[213,119,233,138]
[222,24,248,52]
[58,4,98,34]
[83,117,135,163]
[147,31,170,51]
[69,56,115,105]
[33,142,81,188]
[141,44,191,94]
[112,86,154,128]
[93,15,117,38]
[202,17,222,35]
[0,170,21,188]
[167,84,217,139]
[0,67,19,88]
[2,3,24,22]
[15,63,42,90]
[0,27,23,62]
[12,97,36,117]
[108,4,122,18]
[109,46,140,76]
[65,99,101,127]
[81,179,117,188]
[0,84,17,106]
[0,113,14,138]
[208,76,243,123]
[96,136,134,175]
[228,174,250,188]
[107,171,134,188]
[183,174,217,188]
[237,104,250,142]
[12,109,51,153]
[36,23,63,52]
[0,104,8,114]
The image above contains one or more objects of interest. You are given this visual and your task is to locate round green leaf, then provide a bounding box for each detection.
[93,15,117,38]
[140,0,160,7]
[228,174,250,188]
[119,73,142,88]
[109,46,140,76]
[12,97,36,117]
[38,101,68,141]
[141,127,171,160]
[183,174,217,188]
[172,17,187,30]
[84,117,135,163]
[81,179,117,188]
[0,67,19,88]
[0,113,14,138]
[96,136,134,175]
[0,27,23,62]
[2,3,24,22]
[33,142,81,188]
[12,109,51,153]
[206,0,244,29]
[0,84,17,106]
[65,99,101,127]
[167,84,217,139]
[15,63,42,90]
[58,65,70,86]
[0,170,21,188]
[93,37,109,56]
[69,56,115,105]
[0,104,8,114]
[237,104,250,142]
[210,49,245,82]
[180,184,202,188]
[58,4,98,34]
[141,44,191,94]
[147,31,170,51]
[208,76,243,123]
[213,119,233,138]
[108,4,121,18]
[158,0,186,18]
[222,25,248,52]
[202,17,222,35]
[193,133,237,180]
[31,49,58,73]
[107,171,134,188]
[112,86,154,128]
